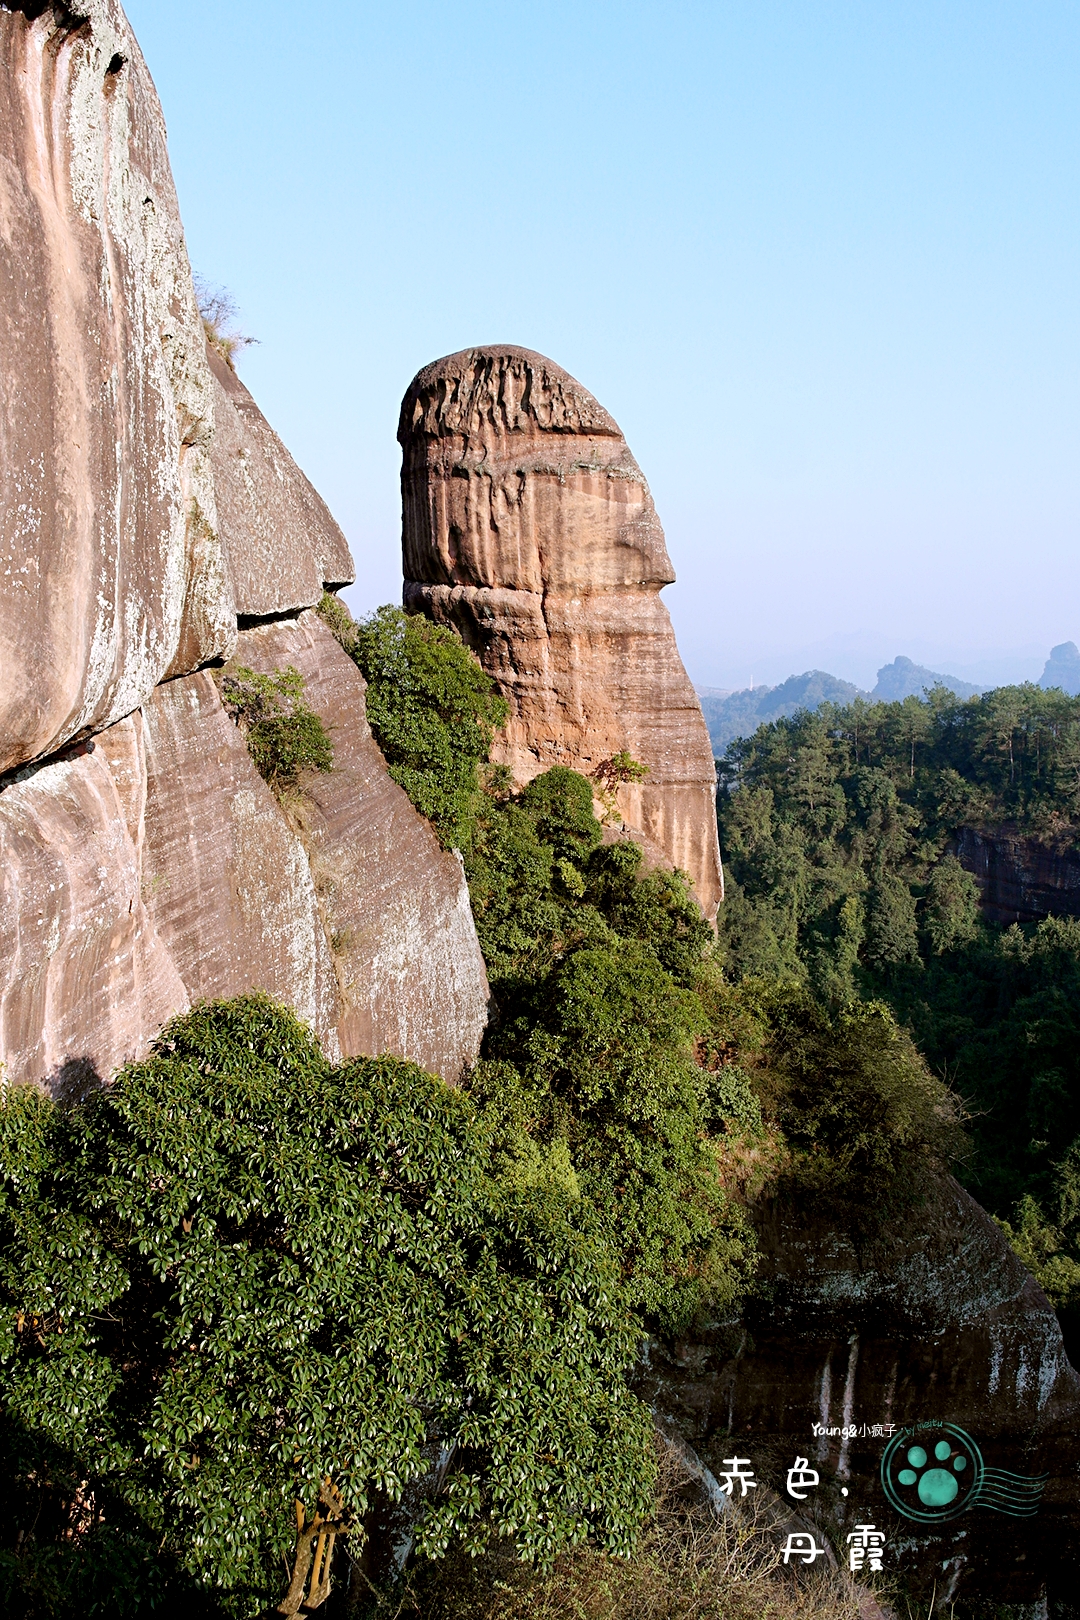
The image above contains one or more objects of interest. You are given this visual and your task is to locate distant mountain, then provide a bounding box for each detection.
[871,656,981,701]
[698,670,866,756]
[1039,642,1080,696]
[699,648,1080,759]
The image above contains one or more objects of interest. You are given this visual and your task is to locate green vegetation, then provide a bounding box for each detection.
[716,682,1080,1325]
[221,663,333,794]
[321,598,507,851]
[0,996,651,1615]
[0,600,968,1614]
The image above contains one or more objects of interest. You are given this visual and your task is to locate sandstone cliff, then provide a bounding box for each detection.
[399,346,723,921]
[207,344,355,618]
[0,0,488,1087]
[0,0,234,778]
[640,1174,1080,1608]
[957,824,1080,925]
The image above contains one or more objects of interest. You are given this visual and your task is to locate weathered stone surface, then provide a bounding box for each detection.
[0,715,188,1092]
[957,824,1080,925]
[0,0,233,777]
[207,345,355,618]
[140,668,341,1058]
[231,611,490,1081]
[399,346,723,920]
[639,1175,1080,1606]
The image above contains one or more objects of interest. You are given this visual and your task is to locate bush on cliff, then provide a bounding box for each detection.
[322,599,508,851]
[0,996,653,1617]
[221,663,334,795]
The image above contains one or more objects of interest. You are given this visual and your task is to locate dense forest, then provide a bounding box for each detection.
[715,682,1080,1339]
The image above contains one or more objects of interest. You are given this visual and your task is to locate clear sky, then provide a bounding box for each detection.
[125,0,1080,693]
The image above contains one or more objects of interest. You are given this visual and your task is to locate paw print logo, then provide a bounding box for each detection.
[881,1424,983,1522]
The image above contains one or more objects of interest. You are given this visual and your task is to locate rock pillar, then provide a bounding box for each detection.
[399,345,723,920]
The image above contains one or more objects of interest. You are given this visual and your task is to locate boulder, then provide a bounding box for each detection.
[140,668,342,1059]
[230,610,490,1081]
[398,346,723,921]
[639,1174,1080,1607]
[0,0,234,777]
[207,344,355,618]
[0,716,188,1092]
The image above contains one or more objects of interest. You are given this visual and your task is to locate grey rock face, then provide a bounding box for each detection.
[1038,641,1080,696]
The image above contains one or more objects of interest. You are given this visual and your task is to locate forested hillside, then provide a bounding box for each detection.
[716,682,1080,1338]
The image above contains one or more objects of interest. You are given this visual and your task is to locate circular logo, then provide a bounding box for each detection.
[880,1423,984,1522]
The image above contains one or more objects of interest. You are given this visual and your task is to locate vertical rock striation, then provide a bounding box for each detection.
[0,718,188,1093]
[399,346,723,920]
[639,1174,1080,1604]
[229,611,491,1081]
[0,1,492,1087]
[140,669,342,1061]
[0,0,234,776]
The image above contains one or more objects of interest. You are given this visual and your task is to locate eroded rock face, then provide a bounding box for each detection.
[0,0,234,777]
[957,825,1080,925]
[399,346,723,920]
[0,716,188,1092]
[0,624,490,1088]
[140,668,342,1060]
[639,1175,1080,1606]
[208,346,355,618]
[231,611,490,1081]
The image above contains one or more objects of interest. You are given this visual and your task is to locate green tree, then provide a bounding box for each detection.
[320,600,507,852]
[221,664,334,794]
[0,997,653,1615]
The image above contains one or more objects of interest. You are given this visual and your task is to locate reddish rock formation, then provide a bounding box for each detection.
[230,611,490,1080]
[140,669,342,1060]
[957,825,1080,925]
[0,717,188,1092]
[207,345,355,618]
[0,0,234,777]
[0,628,490,1087]
[398,346,723,920]
[639,1174,1080,1606]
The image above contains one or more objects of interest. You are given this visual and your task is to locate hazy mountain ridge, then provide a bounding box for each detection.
[699,645,1080,755]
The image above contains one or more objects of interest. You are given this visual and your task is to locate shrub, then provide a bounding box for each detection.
[194,276,257,370]
[703,978,967,1204]
[323,601,507,852]
[0,997,653,1615]
[390,1444,864,1620]
[221,664,333,794]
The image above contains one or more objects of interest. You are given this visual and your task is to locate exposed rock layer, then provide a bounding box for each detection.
[640,1175,1080,1605]
[0,718,188,1094]
[0,616,490,1088]
[957,825,1080,925]
[0,0,234,776]
[229,612,491,1081]
[399,346,723,920]
[141,669,342,1059]
[208,345,354,617]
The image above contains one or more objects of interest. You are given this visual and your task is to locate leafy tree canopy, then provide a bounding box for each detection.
[716,683,1080,1335]
[0,997,653,1615]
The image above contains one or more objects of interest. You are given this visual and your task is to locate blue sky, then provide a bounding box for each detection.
[125,1,1080,692]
